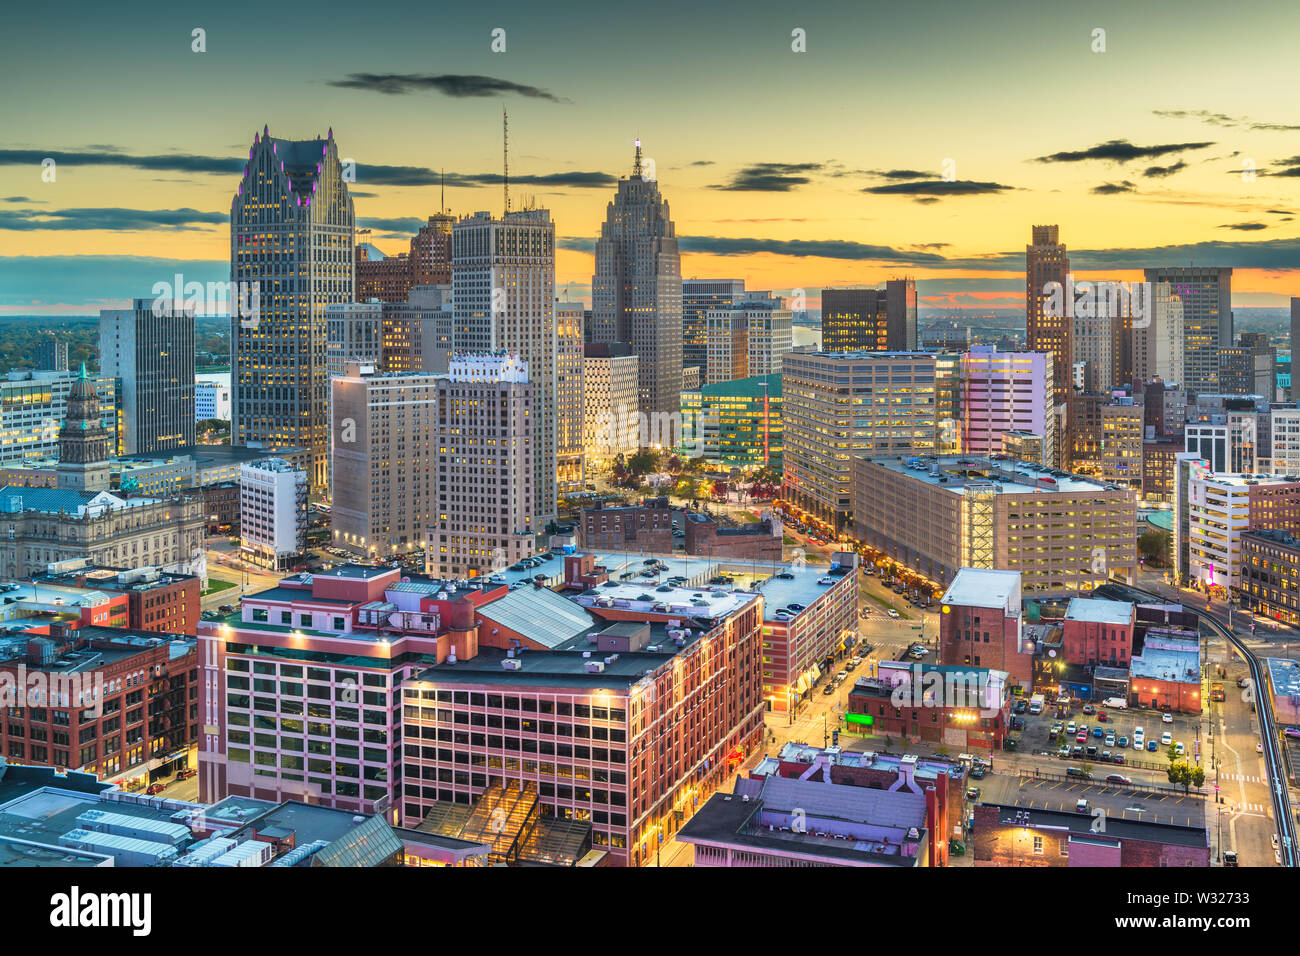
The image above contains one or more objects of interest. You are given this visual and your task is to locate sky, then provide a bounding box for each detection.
[1,0,1299,314]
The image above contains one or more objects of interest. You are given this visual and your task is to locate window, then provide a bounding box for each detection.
[1032,835,1044,855]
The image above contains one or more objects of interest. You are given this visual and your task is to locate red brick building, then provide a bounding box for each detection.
[34,565,201,636]
[579,497,674,554]
[847,662,1011,751]
[939,568,1032,689]
[683,512,781,561]
[1061,597,1135,667]
[356,214,453,303]
[0,622,199,788]
[973,803,1209,867]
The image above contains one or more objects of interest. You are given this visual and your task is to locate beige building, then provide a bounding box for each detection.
[428,352,535,577]
[556,301,585,494]
[1098,398,1145,487]
[704,299,792,385]
[852,455,1137,593]
[782,350,960,532]
[330,363,440,560]
[583,343,639,464]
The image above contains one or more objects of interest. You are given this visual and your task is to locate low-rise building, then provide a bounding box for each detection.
[1129,630,1202,713]
[1061,597,1136,668]
[578,497,674,554]
[938,568,1030,689]
[847,662,1011,751]
[682,511,782,561]
[1239,528,1300,625]
[32,563,200,636]
[972,803,1209,867]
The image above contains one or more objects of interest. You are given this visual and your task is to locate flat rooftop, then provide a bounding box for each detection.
[1266,657,1300,700]
[982,802,1207,848]
[862,455,1122,496]
[941,568,1021,610]
[1064,597,1135,626]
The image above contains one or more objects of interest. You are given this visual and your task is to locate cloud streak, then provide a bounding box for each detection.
[1031,139,1214,164]
[327,73,565,102]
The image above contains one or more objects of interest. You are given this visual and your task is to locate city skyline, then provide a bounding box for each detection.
[4,0,1300,313]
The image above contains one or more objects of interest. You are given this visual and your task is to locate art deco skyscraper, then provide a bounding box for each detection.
[1025,225,1071,408]
[591,141,683,425]
[452,208,557,525]
[230,126,355,493]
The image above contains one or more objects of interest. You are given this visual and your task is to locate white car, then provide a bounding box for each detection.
[1161,731,1173,747]
[1161,712,1174,724]
[887,609,900,618]
[1175,741,1185,756]
[1133,727,1145,748]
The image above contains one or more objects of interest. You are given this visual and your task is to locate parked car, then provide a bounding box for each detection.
[1070,745,1085,759]
[1105,732,1115,747]
[1147,739,1158,752]
[1076,731,1087,743]
[1066,767,1092,780]
[1096,711,1107,723]
[1057,745,1071,758]
[1013,699,1027,715]
[1133,727,1145,748]
[1066,721,1077,735]
[1162,712,1174,724]
[1161,731,1173,746]
[177,768,197,781]
[1082,704,1094,715]
[1105,773,1131,785]
[822,684,836,696]
[969,765,986,780]
[146,783,167,795]
[1050,722,1064,737]
[966,787,981,802]
[1092,726,1104,739]
[1285,728,1300,740]
[1175,741,1185,756]
[1117,735,1128,748]
[1112,753,1125,765]
[844,660,858,672]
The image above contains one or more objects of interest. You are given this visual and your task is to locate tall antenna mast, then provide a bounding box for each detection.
[633,136,642,177]
[503,106,510,214]
[440,168,445,215]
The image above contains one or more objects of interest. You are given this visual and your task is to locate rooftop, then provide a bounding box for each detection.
[1064,597,1135,626]
[982,803,1207,848]
[1266,657,1300,700]
[1130,634,1200,684]
[862,456,1123,496]
[941,568,1021,611]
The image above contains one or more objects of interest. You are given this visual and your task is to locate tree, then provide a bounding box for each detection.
[1138,529,1171,568]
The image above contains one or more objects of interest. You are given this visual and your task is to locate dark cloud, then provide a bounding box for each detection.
[1092,181,1138,195]
[1153,109,1300,132]
[0,207,225,231]
[687,160,715,167]
[862,179,1014,200]
[678,236,948,262]
[327,73,565,102]
[865,169,934,180]
[1267,209,1294,215]
[1219,222,1267,231]
[709,163,823,192]
[1143,160,1187,178]
[1,195,42,203]
[358,217,427,233]
[0,148,239,176]
[1031,139,1215,164]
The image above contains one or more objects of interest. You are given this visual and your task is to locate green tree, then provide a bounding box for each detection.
[1138,529,1171,568]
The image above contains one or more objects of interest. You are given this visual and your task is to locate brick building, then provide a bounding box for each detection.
[973,803,1209,867]
[34,564,200,636]
[1061,597,1136,668]
[579,497,674,554]
[847,662,1011,751]
[201,481,240,533]
[938,568,1031,689]
[683,511,782,561]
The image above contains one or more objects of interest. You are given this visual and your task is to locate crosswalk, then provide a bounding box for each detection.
[1220,772,1265,783]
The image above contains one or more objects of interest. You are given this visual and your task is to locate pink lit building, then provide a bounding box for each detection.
[960,346,1055,467]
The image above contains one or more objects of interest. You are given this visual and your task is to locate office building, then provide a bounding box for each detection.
[453,209,556,525]
[782,351,959,532]
[556,301,585,494]
[578,497,674,553]
[195,380,230,422]
[355,213,454,303]
[1185,418,1258,475]
[231,127,356,493]
[683,279,745,371]
[428,352,535,578]
[325,301,383,381]
[239,458,308,570]
[852,455,1137,593]
[960,347,1055,465]
[1025,226,1071,410]
[680,373,782,470]
[1272,407,1300,476]
[32,563,201,637]
[583,343,639,463]
[1219,333,1276,399]
[704,297,792,384]
[1143,266,1232,394]
[591,143,683,423]
[820,280,917,353]
[0,369,119,462]
[330,363,439,561]
[1098,396,1144,487]
[1001,430,1047,467]
[99,298,196,455]
[35,334,68,371]
[1132,281,1186,387]
[1239,529,1300,625]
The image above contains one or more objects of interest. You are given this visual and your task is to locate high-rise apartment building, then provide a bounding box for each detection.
[429,352,535,577]
[453,209,556,525]
[556,300,585,494]
[782,350,959,532]
[35,333,68,371]
[330,363,439,560]
[1143,266,1232,394]
[591,144,683,423]
[682,279,745,371]
[959,346,1056,465]
[231,127,355,493]
[820,280,917,352]
[583,343,639,463]
[98,298,196,454]
[704,297,793,384]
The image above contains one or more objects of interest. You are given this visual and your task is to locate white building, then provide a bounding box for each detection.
[195,380,231,421]
[1179,470,1300,588]
[1271,407,1300,475]
[704,299,792,385]
[582,344,639,462]
[239,458,307,570]
[1133,281,1185,387]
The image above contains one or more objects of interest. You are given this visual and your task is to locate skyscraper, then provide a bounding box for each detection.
[960,346,1056,466]
[591,141,683,424]
[98,298,196,454]
[1143,266,1232,394]
[555,300,585,494]
[1025,226,1071,407]
[682,278,745,372]
[704,296,793,384]
[820,280,917,352]
[230,126,355,493]
[35,334,68,371]
[452,209,557,524]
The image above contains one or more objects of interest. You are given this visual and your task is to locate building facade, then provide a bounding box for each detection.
[583,343,639,463]
[230,127,356,493]
[555,301,585,495]
[99,298,196,455]
[0,370,119,464]
[682,279,745,372]
[820,280,917,353]
[680,373,782,470]
[960,347,1055,465]
[1143,266,1232,395]
[239,458,308,570]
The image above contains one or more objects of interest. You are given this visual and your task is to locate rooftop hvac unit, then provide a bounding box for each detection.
[584,661,605,673]
[501,659,523,671]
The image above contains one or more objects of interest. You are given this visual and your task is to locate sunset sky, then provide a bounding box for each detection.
[2,0,1299,314]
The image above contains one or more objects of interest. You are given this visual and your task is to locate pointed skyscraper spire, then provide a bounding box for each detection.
[632,137,642,178]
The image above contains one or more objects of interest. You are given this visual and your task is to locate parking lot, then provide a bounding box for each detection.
[1012,697,1205,771]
